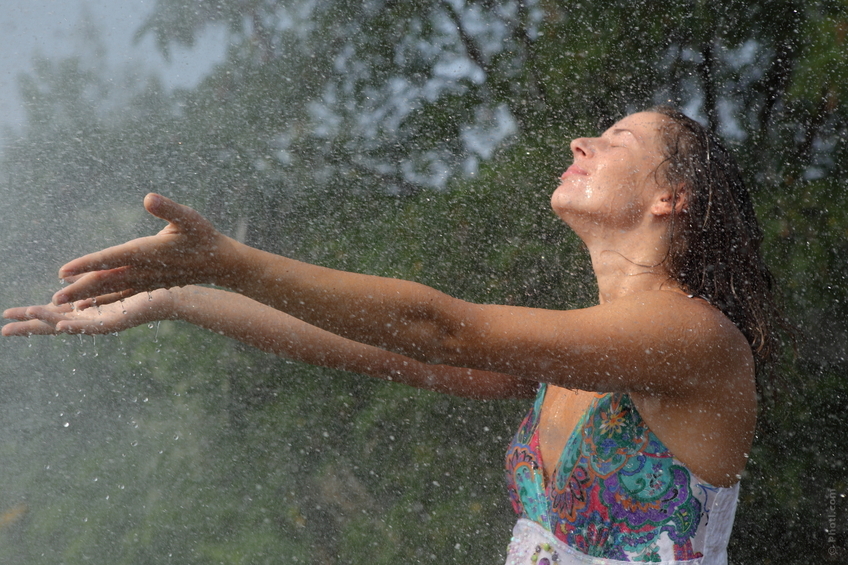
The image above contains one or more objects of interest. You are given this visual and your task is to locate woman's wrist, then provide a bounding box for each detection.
[147,288,179,322]
[211,238,286,305]
[210,235,257,292]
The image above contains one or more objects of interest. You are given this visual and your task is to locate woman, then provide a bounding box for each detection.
[3,107,781,563]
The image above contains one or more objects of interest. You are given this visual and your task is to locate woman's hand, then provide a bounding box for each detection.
[52,194,237,306]
[3,289,173,336]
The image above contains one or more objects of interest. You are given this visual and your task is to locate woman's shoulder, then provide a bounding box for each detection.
[602,289,755,384]
[613,289,747,339]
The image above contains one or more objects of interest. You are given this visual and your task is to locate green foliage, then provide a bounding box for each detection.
[1,0,847,563]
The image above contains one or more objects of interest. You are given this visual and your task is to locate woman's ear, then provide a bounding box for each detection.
[651,184,688,218]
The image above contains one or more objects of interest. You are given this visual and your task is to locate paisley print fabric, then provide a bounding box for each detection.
[504,384,739,564]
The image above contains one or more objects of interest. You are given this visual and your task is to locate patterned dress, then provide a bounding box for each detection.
[504,384,739,564]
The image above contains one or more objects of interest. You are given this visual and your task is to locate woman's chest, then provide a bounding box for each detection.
[536,386,600,480]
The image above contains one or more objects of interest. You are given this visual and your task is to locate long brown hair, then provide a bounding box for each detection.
[650,106,785,384]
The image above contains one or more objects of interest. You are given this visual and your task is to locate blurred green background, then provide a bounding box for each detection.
[0,1,846,562]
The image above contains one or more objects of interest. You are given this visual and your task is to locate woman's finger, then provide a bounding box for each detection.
[23,305,75,326]
[74,291,134,309]
[53,268,138,306]
[58,236,166,279]
[3,306,34,320]
[4,303,74,321]
[2,318,62,336]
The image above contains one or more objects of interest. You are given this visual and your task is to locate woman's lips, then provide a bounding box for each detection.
[561,164,588,178]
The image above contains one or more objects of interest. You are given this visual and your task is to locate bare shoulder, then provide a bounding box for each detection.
[589,290,755,393]
[609,290,749,348]
[446,288,753,395]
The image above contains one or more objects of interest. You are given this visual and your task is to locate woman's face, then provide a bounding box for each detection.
[551,111,669,232]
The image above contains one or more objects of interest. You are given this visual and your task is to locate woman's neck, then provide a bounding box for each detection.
[588,246,681,304]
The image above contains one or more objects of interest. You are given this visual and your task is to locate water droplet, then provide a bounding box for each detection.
[63,422,69,428]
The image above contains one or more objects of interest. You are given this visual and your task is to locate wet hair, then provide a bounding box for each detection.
[649,105,786,385]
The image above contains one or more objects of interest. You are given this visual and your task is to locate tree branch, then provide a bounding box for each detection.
[511,0,548,107]
[796,85,836,170]
[441,1,491,76]
[757,9,803,132]
[698,39,718,135]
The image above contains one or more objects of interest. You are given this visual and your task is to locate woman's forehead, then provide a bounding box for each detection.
[609,112,664,133]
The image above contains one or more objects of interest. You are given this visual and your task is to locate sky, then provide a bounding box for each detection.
[0,0,228,132]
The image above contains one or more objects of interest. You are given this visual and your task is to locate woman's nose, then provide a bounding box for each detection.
[570,137,593,158]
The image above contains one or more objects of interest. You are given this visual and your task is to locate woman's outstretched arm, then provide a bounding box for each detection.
[3,287,536,400]
[49,194,751,395]
[51,195,466,359]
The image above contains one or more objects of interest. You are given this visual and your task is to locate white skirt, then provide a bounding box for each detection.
[505,518,723,565]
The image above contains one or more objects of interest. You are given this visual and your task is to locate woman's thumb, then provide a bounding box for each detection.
[144,193,206,231]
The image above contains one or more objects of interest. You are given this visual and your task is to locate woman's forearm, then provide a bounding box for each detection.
[170,286,534,400]
[216,239,469,362]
